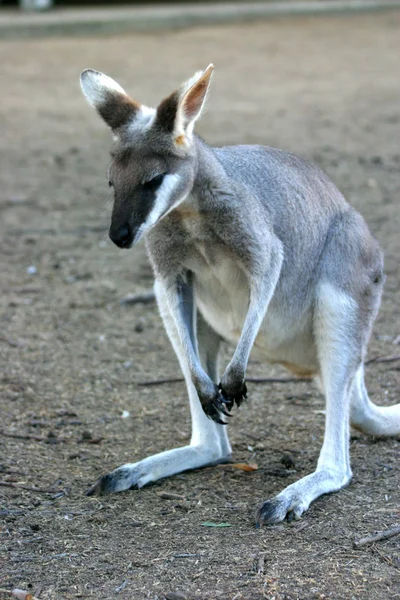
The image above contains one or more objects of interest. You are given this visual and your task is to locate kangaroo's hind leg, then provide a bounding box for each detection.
[351,364,400,436]
[256,282,361,524]
[87,291,230,496]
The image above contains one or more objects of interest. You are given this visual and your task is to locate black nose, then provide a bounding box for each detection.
[109,224,133,249]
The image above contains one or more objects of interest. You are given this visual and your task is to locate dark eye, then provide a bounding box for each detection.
[142,173,165,192]
[108,180,113,188]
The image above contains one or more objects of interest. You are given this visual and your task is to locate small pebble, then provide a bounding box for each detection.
[164,593,187,600]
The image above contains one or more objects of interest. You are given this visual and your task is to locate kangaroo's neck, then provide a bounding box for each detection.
[190,136,229,206]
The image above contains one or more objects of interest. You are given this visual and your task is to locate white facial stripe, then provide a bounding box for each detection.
[147,173,182,226]
[133,173,182,244]
[80,70,127,107]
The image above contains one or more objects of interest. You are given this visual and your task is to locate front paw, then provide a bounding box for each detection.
[219,380,248,408]
[198,384,233,425]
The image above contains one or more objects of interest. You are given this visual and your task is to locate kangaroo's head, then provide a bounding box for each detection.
[80,65,213,248]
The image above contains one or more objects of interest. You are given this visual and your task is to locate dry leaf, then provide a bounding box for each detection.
[219,462,258,472]
[12,590,39,600]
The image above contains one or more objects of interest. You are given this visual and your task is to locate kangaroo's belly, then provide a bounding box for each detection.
[190,250,319,375]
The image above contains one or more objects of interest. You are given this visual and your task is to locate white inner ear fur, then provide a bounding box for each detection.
[175,65,213,140]
[80,69,127,108]
[180,70,206,97]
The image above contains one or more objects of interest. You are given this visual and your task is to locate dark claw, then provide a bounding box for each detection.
[219,381,248,408]
[86,473,112,496]
[217,391,234,407]
[216,403,233,418]
[202,391,234,425]
[213,392,234,419]
[86,467,133,496]
[286,510,295,524]
[219,396,234,411]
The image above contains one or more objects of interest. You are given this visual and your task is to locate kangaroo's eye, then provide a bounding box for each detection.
[142,173,165,192]
[108,180,113,188]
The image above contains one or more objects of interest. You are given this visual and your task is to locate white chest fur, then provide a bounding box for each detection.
[177,212,249,343]
[175,209,317,372]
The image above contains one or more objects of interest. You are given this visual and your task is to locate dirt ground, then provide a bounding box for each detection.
[1,10,400,600]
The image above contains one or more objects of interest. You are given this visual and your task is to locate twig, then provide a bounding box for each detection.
[134,354,400,388]
[138,377,183,387]
[0,430,69,443]
[0,467,28,476]
[354,524,400,548]
[0,430,47,441]
[137,356,400,387]
[366,354,400,365]
[156,491,186,501]
[120,291,155,305]
[248,376,310,384]
[138,376,309,387]
[0,481,64,494]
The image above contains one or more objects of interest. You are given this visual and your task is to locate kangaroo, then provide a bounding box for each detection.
[80,65,400,524]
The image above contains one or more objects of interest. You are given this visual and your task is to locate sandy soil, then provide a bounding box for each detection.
[1,10,400,600]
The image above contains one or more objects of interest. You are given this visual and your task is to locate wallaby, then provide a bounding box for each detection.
[80,65,400,525]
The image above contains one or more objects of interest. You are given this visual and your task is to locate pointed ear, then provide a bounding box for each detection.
[80,69,140,130]
[156,64,214,141]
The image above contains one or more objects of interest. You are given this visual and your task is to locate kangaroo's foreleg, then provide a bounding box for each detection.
[159,271,233,423]
[219,243,283,406]
[87,286,231,496]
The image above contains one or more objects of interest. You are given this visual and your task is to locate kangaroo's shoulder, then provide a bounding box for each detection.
[213,143,331,182]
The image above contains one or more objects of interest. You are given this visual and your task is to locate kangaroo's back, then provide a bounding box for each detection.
[213,143,347,221]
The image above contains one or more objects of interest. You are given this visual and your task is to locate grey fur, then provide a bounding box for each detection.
[80,67,399,524]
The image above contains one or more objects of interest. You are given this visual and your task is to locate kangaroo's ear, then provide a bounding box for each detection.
[80,69,140,130]
[156,64,214,142]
